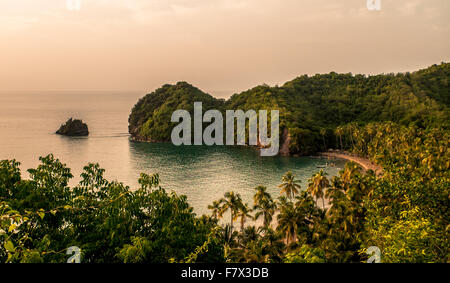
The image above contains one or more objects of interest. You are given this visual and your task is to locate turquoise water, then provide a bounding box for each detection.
[0,91,346,215]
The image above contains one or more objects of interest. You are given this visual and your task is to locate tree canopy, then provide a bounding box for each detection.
[129,63,449,154]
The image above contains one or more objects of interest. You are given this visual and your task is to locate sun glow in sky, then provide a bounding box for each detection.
[0,0,449,95]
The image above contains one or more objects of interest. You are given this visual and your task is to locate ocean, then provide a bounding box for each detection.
[0,91,345,215]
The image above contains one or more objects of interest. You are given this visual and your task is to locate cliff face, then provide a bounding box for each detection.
[279,128,291,156]
[56,118,89,136]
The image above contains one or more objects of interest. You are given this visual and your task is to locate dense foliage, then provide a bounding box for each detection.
[129,63,449,155]
[128,83,224,142]
[1,121,448,263]
[0,156,224,263]
[203,119,448,263]
[1,63,448,263]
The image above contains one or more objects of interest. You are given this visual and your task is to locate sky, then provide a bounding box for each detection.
[0,0,449,97]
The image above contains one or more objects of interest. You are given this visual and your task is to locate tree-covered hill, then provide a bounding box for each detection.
[129,82,225,142]
[128,62,449,154]
[2,63,449,263]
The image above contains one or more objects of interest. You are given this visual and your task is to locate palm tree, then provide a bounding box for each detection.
[320,128,327,150]
[218,192,243,234]
[259,226,285,262]
[278,171,301,201]
[325,177,345,205]
[307,170,330,209]
[327,200,355,234]
[254,185,271,207]
[341,162,360,186]
[222,224,238,246]
[242,226,259,242]
[335,126,344,150]
[207,200,221,219]
[243,240,267,263]
[294,191,318,225]
[276,200,298,245]
[253,186,276,227]
[346,123,356,149]
[237,202,253,233]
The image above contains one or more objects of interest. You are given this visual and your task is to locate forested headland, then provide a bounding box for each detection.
[0,63,448,263]
[129,62,449,155]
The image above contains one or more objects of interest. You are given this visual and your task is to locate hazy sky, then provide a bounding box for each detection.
[0,0,449,96]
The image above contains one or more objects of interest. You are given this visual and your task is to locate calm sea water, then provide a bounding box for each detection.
[0,91,346,215]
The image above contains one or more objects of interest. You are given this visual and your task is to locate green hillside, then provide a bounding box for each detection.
[1,63,448,263]
[129,62,449,154]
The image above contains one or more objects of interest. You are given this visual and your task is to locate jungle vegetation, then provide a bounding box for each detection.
[1,63,448,263]
[129,62,449,155]
[1,122,448,263]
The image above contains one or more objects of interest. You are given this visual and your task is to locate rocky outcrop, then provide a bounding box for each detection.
[56,118,89,136]
[279,128,291,156]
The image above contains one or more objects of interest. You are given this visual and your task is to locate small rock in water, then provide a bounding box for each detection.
[56,118,89,136]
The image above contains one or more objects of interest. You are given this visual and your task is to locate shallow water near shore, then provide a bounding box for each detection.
[0,91,346,215]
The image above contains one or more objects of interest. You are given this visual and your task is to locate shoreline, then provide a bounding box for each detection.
[317,151,383,176]
[247,151,383,230]
[130,137,383,176]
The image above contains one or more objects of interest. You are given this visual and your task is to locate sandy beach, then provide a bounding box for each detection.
[318,151,383,176]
